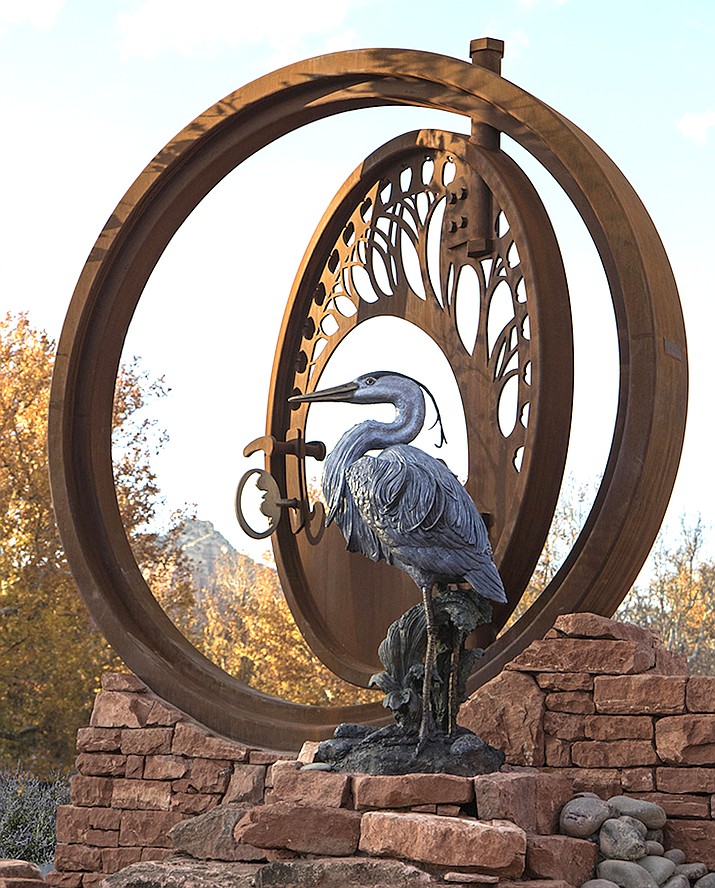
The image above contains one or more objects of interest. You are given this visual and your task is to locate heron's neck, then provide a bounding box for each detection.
[330,394,426,469]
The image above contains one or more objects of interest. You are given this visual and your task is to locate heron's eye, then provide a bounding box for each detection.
[365,377,376,386]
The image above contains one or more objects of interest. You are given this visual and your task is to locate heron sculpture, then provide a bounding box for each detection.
[289,371,506,745]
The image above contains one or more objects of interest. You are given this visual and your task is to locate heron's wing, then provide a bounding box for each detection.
[346,445,505,602]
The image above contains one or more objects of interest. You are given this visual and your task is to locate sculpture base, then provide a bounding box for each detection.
[314,723,505,776]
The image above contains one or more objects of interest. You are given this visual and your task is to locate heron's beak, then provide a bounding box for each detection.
[288,381,359,404]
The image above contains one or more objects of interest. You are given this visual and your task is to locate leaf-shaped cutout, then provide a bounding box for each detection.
[498,372,519,438]
[487,279,515,357]
[455,264,481,355]
[348,264,379,303]
[421,157,434,186]
[425,196,446,301]
[334,295,357,317]
[400,227,425,300]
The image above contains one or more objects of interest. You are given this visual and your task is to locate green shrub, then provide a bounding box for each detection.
[0,767,70,865]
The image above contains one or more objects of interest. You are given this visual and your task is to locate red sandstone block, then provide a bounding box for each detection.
[593,675,686,715]
[544,767,621,798]
[45,873,82,887]
[76,728,122,753]
[546,692,594,714]
[125,755,143,779]
[70,776,113,808]
[507,639,655,675]
[120,727,173,755]
[656,715,715,765]
[359,811,526,874]
[652,646,689,675]
[249,749,291,764]
[170,792,220,815]
[223,764,265,804]
[84,829,119,848]
[570,740,657,768]
[630,791,710,819]
[545,736,571,767]
[235,802,360,856]
[552,613,655,644]
[536,673,593,692]
[119,809,182,847]
[143,754,187,780]
[686,677,715,712]
[543,712,585,740]
[656,767,715,793]
[101,847,143,874]
[145,699,183,727]
[56,805,122,843]
[664,820,715,868]
[437,804,461,816]
[584,715,654,740]
[272,761,350,807]
[101,673,147,692]
[172,758,231,793]
[82,874,108,887]
[526,834,597,885]
[474,771,572,834]
[621,769,655,792]
[90,691,153,728]
[54,844,102,873]
[354,772,473,809]
[111,778,171,810]
[75,753,126,778]
[171,722,248,760]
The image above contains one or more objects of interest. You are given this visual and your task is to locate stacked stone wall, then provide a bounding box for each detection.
[47,614,715,884]
[47,674,287,887]
[462,613,715,866]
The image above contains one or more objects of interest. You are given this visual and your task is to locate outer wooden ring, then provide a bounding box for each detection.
[48,49,687,749]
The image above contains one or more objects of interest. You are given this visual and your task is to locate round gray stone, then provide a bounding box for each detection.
[600,818,648,862]
[639,856,676,885]
[694,876,715,888]
[664,851,686,866]
[607,796,667,830]
[675,864,709,881]
[561,796,613,838]
[598,860,659,888]
[620,816,648,839]
[662,876,690,888]
[582,881,622,888]
[646,842,665,857]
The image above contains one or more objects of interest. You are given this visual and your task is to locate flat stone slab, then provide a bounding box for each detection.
[255,857,449,886]
[233,802,360,856]
[359,811,525,874]
[353,773,473,809]
[101,859,260,887]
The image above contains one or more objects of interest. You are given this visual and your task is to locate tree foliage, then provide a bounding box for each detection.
[0,314,191,773]
[195,551,380,706]
[617,518,715,674]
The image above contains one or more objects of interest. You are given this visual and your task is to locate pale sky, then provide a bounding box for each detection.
[1,0,714,569]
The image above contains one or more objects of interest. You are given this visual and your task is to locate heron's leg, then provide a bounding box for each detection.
[418,584,437,747]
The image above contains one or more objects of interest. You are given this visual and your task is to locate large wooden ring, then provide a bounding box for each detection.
[49,49,687,749]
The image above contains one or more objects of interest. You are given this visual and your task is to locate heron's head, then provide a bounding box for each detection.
[288,371,422,407]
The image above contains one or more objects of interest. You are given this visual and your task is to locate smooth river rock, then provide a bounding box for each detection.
[598,860,659,888]
[599,818,648,861]
[561,796,613,838]
[638,856,676,885]
[607,796,667,830]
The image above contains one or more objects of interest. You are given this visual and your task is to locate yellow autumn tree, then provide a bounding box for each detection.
[0,314,192,773]
[617,519,715,674]
[196,551,380,706]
